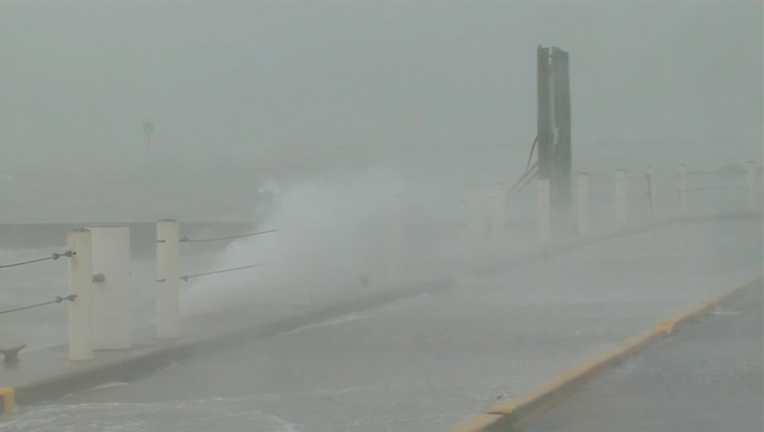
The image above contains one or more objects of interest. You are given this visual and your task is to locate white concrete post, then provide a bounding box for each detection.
[67,229,93,361]
[156,219,180,340]
[387,193,404,285]
[746,161,758,211]
[473,187,487,261]
[646,166,657,216]
[615,169,628,226]
[489,182,507,259]
[459,186,472,265]
[87,225,131,350]
[678,164,689,213]
[460,184,485,266]
[576,173,590,235]
[537,179,552,245]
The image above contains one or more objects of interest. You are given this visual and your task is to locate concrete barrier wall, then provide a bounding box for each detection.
[0,222,257,257]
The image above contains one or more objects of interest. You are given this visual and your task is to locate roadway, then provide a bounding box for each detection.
[1,219,761,432]
[525,278,763,432]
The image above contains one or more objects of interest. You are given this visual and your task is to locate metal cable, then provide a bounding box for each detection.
[0,295,77,315]
[689,186,748,192]
[179,229,279,243]
[689,170,745,177]
[507,164,539,202]
[525,134,539,173]
[179,262,269,282]
[174,243,377,283]
[0,251,74,269]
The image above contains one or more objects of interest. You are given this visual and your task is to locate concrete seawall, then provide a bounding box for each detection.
[0,221,258,258]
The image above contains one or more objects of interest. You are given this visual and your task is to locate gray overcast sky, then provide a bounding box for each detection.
[1,0,762,167]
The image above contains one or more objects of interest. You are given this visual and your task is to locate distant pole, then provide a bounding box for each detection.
[677,164,689,214]
[143,121,155,153]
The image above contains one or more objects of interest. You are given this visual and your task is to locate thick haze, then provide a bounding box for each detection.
[0,4,762,430]
[1,0,761,173]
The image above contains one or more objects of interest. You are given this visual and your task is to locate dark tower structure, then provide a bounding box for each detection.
[537,46,572,217]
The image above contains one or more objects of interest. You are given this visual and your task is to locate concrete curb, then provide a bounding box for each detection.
[5,211,760,408]
[449,272,764,432]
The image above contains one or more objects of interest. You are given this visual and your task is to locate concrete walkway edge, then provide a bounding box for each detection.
[8,277,454,406]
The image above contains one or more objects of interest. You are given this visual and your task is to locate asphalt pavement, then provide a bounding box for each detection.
[525,279,764,432]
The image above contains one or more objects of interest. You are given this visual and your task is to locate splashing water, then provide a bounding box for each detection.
[180,168,408,316]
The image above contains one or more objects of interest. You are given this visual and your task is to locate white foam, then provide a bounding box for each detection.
[179,167,410,316]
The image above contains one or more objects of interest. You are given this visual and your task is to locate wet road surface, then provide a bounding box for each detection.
[1,220,761,432]
[525,279,763,432]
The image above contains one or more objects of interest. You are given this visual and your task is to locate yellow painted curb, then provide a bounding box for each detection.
[618,328,662,349]
[448,414,506,432]
[482,344,632,430]
[449,272,763,432]
[0,388,15,414]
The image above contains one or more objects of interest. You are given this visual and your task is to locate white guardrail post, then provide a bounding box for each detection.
[461,184,484,267]
[678,164,689,214]
[473,186,487,264]
[459,186,472,266]
[646,165,657,217]
[156,219,180,340]
[615,169,628,226]
[67,228,93,361]
[576,173,590,235]
[490,182,507,260]
[87,225,132,350]
[387,193,404,285]
[746,161,758,211]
